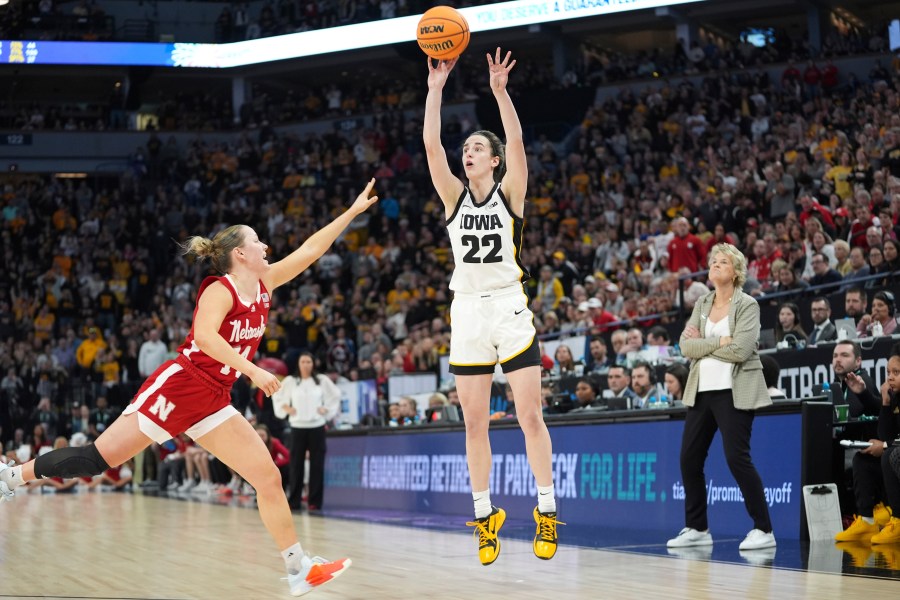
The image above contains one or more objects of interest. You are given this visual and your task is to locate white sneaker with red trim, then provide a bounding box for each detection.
[287,555,352,597]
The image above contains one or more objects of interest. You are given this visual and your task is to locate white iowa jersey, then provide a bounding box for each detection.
[446,182,529,293]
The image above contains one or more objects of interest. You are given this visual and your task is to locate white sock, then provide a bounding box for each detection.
[473,490,492,519]
[4,465,24,490]
[281,542,305,575]
[862,516,875,525]
[537,484,556,514]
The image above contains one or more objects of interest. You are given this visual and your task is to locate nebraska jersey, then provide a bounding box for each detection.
[177,274,270,388]
[446,182,529,293]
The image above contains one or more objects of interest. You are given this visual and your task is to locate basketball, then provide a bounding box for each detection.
[416,6,469,61]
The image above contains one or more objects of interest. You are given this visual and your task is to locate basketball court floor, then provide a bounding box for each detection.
[1,489,898,599]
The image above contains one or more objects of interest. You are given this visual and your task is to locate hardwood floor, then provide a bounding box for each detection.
[0,492,896,600]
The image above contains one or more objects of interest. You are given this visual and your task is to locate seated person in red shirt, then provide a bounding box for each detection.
[255,424,290,493]
[87,460,134,491]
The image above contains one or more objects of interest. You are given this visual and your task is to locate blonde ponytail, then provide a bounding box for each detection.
[180,225,247,274]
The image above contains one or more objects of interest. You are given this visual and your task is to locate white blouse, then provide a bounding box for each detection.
[272,375,342,429]
[698,317,734,392]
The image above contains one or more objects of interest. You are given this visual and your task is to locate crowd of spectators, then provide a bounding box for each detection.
[0,0,112,42]
[2,37,900,455]
[2,7,896,133]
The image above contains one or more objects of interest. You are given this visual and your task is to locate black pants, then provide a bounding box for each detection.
[288,426,326,510]
[157,457,184,491]
[681,389,772,533]
[883,446,900,516]
[850,451,884,517]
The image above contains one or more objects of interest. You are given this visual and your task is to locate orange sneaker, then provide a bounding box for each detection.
[288,556,352,596]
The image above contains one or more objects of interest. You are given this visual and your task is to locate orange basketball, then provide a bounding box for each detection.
[416,6,470,61]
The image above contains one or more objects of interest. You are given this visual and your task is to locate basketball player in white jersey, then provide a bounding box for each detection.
[424,48,561,565]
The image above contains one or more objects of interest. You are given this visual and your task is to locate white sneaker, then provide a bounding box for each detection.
[287,555,352,597]
[177,479,197,493]
[666,545,713,561]
[241,482,256,496]
[740,547,776,565]
[191,481,212,495]
[666,527,713,548]
[0,461,16,502]
[739,529,776,550]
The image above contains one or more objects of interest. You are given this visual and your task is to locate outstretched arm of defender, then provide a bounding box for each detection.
[263,179,378,291]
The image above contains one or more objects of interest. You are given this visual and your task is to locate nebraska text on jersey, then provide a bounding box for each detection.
[228,317,266,343]
[176,275,271,388]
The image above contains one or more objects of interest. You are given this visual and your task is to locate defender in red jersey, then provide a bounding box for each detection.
[0,179,379,597]
[123,274,271,442]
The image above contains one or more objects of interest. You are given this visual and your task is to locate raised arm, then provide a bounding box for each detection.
[423,58,464,213]
[490,48,527,216]
[262,179,378,291]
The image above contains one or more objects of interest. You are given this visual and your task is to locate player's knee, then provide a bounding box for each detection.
[34,444,111,479]
[516,406,544,433]
[249,462,282,494]
[464,416,490,437]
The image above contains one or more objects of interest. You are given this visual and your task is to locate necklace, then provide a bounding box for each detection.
[713,295,732,309]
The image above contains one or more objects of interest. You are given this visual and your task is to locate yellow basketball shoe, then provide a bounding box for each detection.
[834,542,873,567]
[835,515,880,542]
[533,507,564,560]
[874,502,893,528]
[871,517,900,545]
[466,506,506,566]
[874,545,900,570]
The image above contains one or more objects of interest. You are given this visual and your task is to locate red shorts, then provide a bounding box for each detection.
[124,355,239,444]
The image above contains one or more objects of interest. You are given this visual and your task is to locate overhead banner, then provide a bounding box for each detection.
[326,411,801,537]
[0,0,709,67]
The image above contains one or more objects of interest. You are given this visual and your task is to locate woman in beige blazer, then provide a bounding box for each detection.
[666,243,776,553]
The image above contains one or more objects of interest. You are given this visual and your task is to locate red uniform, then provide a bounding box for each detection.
[270,437,290,468]
[747,256,773,283]
[124,275,270,442]
[667,233,707,274]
